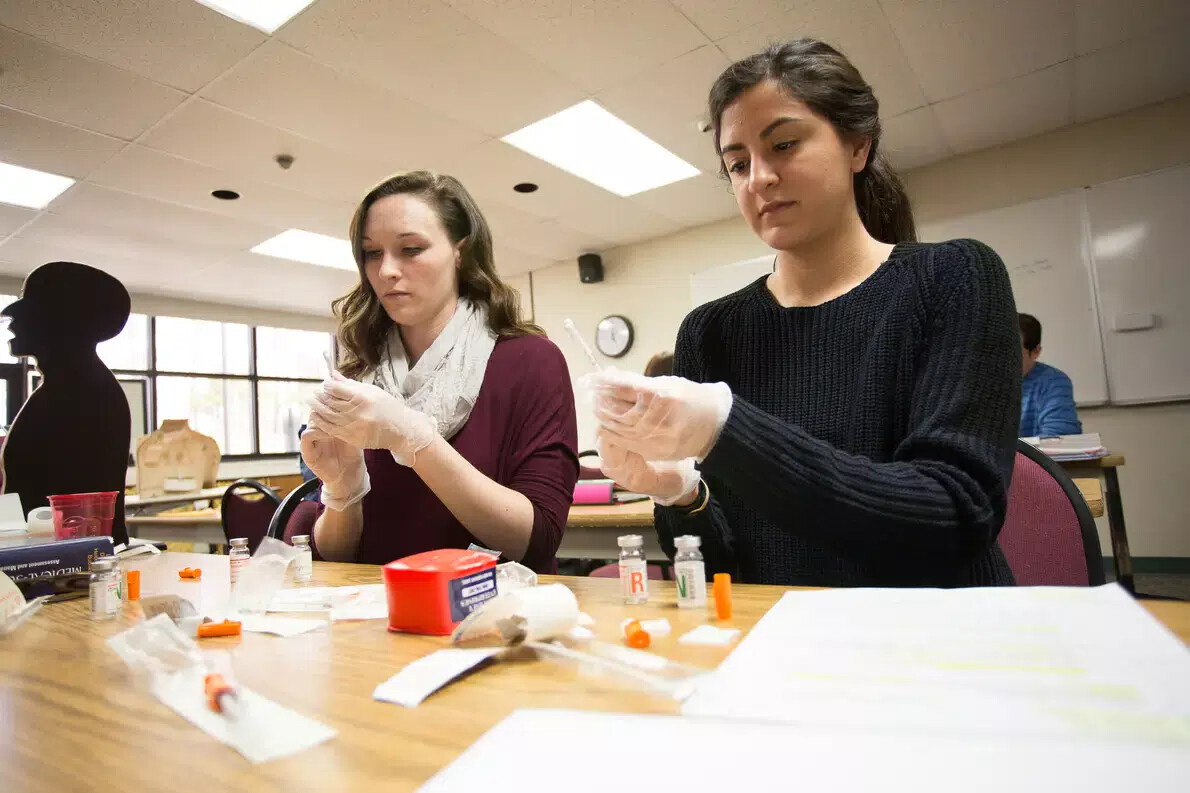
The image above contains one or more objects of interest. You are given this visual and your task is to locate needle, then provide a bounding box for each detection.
[563,318,601,373]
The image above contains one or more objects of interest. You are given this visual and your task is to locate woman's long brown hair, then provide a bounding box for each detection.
[333,171,542,380]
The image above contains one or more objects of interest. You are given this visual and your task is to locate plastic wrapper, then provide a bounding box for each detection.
[229,537,299,614]
[495,561,537,593]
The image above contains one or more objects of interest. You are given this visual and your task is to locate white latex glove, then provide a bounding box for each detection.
[309,372,438,466]
[598,440,701,507]
[585,368,733,462]
[300,420,370,511]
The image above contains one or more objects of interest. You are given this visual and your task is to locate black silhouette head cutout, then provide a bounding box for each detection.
[1,262,132,545]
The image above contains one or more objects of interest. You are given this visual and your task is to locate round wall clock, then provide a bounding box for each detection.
[595,315,634,358]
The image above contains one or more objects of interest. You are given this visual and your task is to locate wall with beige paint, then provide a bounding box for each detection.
[531,94,1190,557]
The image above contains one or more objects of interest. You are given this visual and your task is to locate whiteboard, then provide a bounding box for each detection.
[919,192,1110,406]
[689,255,773,309]
[1086,164,1190,404]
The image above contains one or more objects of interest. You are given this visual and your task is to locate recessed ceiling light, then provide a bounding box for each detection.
[513,182,539,194]
[0,161,74,210]
[502,100,699,197]
[251,229,355,271]
[192,0,316,33]
[211,189,240,200]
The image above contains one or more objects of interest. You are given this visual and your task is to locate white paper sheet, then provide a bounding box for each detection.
[268,584,384,616]
[151,667,336,764]
[373,648,502,708]
[682,584,1190,748]
[417,708,1190,792]
[240,615,326,637]
[676,624,740,646]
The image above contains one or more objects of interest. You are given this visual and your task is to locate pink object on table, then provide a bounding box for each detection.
[572,479,615,505]
[47,491,118,540]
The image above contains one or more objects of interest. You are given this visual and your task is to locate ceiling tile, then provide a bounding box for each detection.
[491,242,558,277]
[0,204,37,238]
[1074,26,1190,122]
[1074,0,1190,55]
[0,106,125,179]
[881,106,952,171]
[449,139,613,221]
[0,213,232,282]
[87,145,354,239]
[200,41,487,168]
[627,173,739,227]
[0,27,186,141]
[555,193,681,249]
[596,45,730,174]
[47,183,280,250]
[481,201,607,262]
[716,0,928,117]
[934,62,1074,154]
[277,0,584,138]
[139,100,393,204]
[0,0,265,92]
[669,0,798,41]
[445,0,708,93]
[881,0,1075,102]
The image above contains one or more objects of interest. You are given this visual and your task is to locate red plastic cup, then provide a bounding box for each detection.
[47,491,118,540]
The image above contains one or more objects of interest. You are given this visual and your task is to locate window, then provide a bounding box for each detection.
[98,313,150,371]
[6,308,331,459]
[0,293,19,365]
[258,380,320,453]
[84,314,332,459]
[155,317,251,374]
[156,376,254,455]
[256,326,334,379]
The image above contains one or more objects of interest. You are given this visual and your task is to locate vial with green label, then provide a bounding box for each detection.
[673,535,706,609]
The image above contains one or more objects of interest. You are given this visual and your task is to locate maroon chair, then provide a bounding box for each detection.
[267,477,324,561]
[220,479,280,554]
[997,440,1105,586]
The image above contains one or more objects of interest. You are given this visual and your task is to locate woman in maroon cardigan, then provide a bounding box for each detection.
[303,171,578,573]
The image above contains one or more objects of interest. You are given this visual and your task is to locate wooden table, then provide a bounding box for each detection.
[559,500,659,560]
[1061,455,1132,592]
[125,501,662,561]
[126,507,224,546]
[3,558,1188,792]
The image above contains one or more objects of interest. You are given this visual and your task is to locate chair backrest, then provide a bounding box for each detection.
[220,479,280,553]
[268,476,321,545]
[998,440,1105,586]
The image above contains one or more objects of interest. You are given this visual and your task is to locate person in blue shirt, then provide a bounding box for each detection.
[1019,313,1082,437]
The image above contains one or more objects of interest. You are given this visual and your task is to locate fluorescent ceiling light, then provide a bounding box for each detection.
[0,161,74,209]
[192,0,316,33]
[251,229,356,271]
[502,100,699,197]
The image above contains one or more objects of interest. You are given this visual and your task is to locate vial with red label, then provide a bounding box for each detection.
[617,534,648,605]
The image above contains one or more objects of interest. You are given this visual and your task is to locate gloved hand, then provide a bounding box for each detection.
[300,420,370,511]
[585,368,733,461]
[598,439,701,507]
[310,372,438,466]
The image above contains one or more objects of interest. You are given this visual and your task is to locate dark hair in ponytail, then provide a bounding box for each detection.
[708,39,917,244]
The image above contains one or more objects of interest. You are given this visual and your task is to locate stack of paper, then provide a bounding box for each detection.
[1021,432,1108,460]
[419,708,1189,792]
[682,585,1190,747]
[421,587,1190,791]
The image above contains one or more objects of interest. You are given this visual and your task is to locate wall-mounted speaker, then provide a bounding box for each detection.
[578,253,603,284]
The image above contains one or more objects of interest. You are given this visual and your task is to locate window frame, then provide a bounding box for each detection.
[106,317,329,461]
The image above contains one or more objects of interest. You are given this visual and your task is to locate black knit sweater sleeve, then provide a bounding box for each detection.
[665,240,1020,576]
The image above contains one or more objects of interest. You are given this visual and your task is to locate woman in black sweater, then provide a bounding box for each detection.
[592,40,1020,587]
